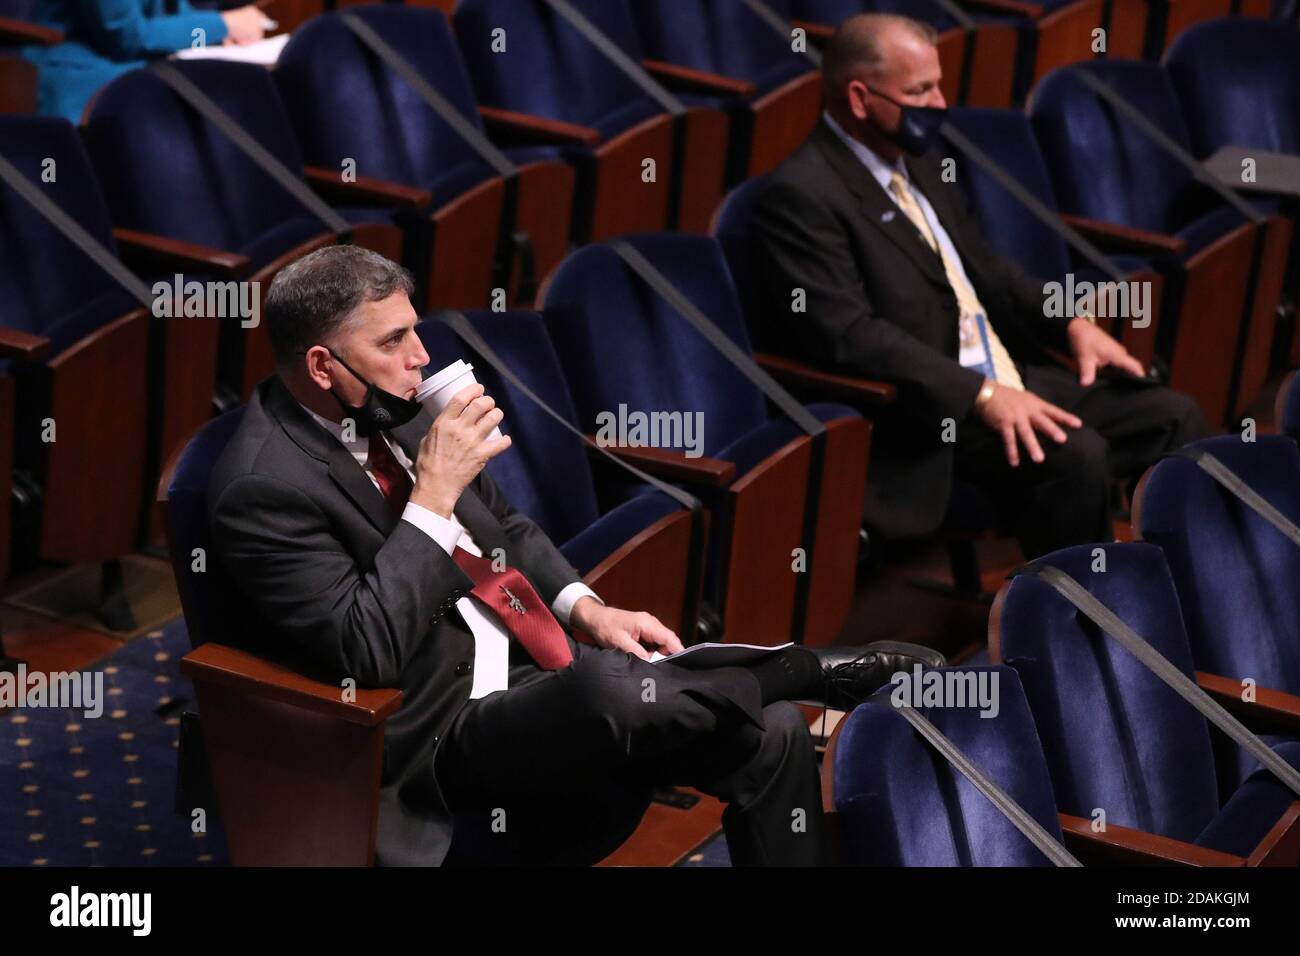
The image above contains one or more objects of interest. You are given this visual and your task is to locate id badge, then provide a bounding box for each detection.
[959,312,996,380]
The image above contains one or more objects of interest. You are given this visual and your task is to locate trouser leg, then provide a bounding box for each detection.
[435,646,824,865]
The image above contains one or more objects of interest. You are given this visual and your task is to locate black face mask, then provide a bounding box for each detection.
[867,86,947,157]
[324,347,423,437]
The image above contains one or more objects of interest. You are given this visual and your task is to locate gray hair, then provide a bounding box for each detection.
[265,245,414,369]
[822,13,938,100]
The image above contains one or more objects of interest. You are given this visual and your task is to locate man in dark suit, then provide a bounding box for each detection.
[749,14,1209,557]
[207,244,943,866]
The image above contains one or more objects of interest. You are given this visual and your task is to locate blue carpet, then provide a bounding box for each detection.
[0,618,228,866]
[677,832,731,867]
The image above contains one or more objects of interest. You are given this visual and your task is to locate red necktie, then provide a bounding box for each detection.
[452,547,575,670]
[368,433,413,517]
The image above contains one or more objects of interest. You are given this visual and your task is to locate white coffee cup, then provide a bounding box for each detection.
[414,360,504,441]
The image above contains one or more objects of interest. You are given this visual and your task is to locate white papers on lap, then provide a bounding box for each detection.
[171,34,290,66]
[648,642,793,668]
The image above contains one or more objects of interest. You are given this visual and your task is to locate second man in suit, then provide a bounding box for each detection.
[749,13,1209,557]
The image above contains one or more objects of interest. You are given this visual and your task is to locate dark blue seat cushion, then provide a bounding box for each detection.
[834,666,1065,866]
[998,543,1222,843]
[559,491,681,574]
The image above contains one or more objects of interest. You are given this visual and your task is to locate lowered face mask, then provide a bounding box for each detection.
[867,86,947,157]
[326,347,423,437]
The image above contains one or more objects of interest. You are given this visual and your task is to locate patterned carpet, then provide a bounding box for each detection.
[677,832,731,866]
[0,618,228,866]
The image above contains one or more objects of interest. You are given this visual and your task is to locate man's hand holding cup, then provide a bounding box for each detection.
[409,382,511,518]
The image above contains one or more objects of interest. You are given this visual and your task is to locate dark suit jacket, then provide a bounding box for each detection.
[207,375,586,866]
[749,119,1074,538]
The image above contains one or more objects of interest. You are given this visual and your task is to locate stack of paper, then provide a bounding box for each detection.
[171,33,290,67]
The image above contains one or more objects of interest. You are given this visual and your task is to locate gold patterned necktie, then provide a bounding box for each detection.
[887,170,1025,391]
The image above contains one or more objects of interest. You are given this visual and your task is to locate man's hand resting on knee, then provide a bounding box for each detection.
[570,598,684,661]
[976,383,1082,468]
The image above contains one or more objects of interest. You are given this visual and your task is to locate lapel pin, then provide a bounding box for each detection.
[501,584,527,614]
[881,210,896,223]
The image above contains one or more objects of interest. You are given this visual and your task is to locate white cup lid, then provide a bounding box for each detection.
[416,359,474,399]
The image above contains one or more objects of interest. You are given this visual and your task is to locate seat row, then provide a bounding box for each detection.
[828,430,1300,865]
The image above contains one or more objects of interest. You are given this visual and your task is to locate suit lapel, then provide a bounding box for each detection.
[264,377,393,535]
[810,120,949,286]
[906,154,983,288]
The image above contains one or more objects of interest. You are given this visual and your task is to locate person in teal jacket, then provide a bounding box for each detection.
[23,0,267,123]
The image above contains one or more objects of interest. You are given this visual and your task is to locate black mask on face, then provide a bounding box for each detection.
[324,347,423,437]
[867,86,947,156]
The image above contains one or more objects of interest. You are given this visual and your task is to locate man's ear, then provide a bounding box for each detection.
[847,80,871,122]
[304,345,334,391]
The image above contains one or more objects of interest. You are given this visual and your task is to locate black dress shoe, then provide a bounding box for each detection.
[811,641,947,710]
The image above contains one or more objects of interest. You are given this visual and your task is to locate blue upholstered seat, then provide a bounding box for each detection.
[1029,59,1284,425]
[81,60,393,270]
[540,233,864,641]
[1136,435,1300,792]
[414,310,685,578]
[0,115,155,566]
[628,0,814,100]
[0,116,132,366]
[1164,16,1300,160]
[164,409,247,649]
[995,542,1300,858]
[832,666,1067,865]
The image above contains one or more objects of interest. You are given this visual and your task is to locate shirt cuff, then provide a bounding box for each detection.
[401,502,462,555]
[552,582,602,627]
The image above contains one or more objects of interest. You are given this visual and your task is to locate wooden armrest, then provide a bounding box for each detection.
[1058,214,1188,257]
[0,16,64,45]
[791,19,834,42]
[113,228,251,279]
[585,435,736,487]
[642,58,757,98]
[0,326,52,362]
[180,643,403,728]
[477,105,600,147]
[754,353,896,406]
[961,0,1044,16]
[303,166,432,210]
[1058,813,1245,866]
[1197,671,1300,736]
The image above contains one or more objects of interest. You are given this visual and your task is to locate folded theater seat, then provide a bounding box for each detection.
[1165,16,1300,364]
[992,542,1300,865]
[452,0,730,241]
[1030,59,1292,429]
[82,60,406,402]
[1134,435,1300,794]
[0,116,216,619]
[539,233,872,648]
[625,0,821,184]
[824,665,1078,866]
[274,7,576,311]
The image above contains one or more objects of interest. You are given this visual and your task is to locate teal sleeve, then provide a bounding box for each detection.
[87,0,229,58]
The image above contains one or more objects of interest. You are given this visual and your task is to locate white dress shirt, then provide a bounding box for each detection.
[822,110,982,303]
[303,407,601,698]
